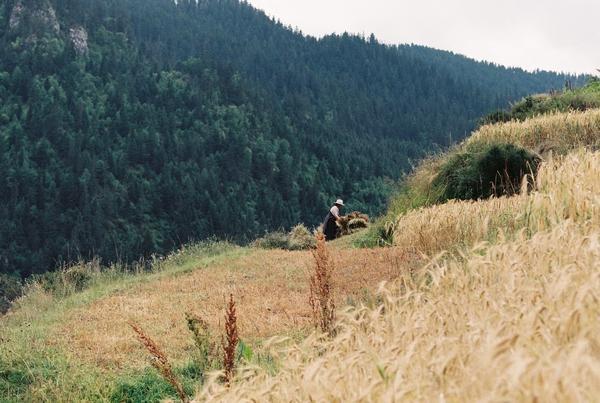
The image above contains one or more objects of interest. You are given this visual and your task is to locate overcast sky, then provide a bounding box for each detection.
[246,0,599,75]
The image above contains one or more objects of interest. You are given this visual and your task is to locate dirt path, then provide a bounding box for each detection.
[56,245,418,371]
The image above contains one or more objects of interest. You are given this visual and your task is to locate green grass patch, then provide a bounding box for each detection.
[0,348,113,402]
[111,363,202,403]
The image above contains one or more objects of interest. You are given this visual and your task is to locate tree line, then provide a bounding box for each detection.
[0,0,584,277]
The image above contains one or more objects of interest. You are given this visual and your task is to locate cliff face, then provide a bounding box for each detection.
[69,25,88,54]
[9,0,60,34]
[8,0,87,54]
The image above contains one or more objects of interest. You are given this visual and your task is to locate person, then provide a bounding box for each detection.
[322,199,344,241]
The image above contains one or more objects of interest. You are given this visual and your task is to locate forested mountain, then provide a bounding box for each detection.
[0,0,584,276]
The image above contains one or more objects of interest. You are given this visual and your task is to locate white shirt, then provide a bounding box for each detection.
[330,205,341,219]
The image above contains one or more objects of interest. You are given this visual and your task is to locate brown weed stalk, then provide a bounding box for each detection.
[129,322,188,402]
[309,232,336,335]
[222,293,239,385]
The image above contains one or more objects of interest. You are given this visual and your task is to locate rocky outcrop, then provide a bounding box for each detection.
[9,1,89,56]
[8,1,25,30]
[9,0,60,34]
[69,26,88,54]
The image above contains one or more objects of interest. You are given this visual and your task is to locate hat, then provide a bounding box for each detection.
[335,199,344,206]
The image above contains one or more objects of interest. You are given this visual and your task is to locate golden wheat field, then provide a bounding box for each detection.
[197,151,600,401]
[384,109,600,223]
[201,220,600,402]
[465,109,600,153]
[392,149,600,256]
[392,195,527,256]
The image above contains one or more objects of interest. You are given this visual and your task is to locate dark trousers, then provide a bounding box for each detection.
[322,213,337,241]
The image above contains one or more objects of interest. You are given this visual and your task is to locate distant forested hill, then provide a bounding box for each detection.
[0,0,584,276]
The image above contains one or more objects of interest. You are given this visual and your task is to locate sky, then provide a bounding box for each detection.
[246,0,599,75]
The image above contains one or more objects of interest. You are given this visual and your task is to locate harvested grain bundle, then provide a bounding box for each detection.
[337,211,370,236]
[348,218,369,230]
[347,211,370,222]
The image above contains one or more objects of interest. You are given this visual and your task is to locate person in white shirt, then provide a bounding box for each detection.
[322,199,344,240]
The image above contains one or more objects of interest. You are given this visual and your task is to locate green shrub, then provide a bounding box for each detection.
[479,109,513,125]
[253,224,316,251]
[0,274,23,314]
[35,260,100,297]
[252,230,290,250]
[0,358,33,397]
[62,265,94,291]
[186,312,219,381]
[433,143,539,202]
[287,224,316,250]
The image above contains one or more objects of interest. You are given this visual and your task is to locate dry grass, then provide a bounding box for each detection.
[54,246,420,371]
[381,108,600,227]
[6,109,599,401]
[466,109,600,154]
[527,150,600,231]
[198,150,600,402]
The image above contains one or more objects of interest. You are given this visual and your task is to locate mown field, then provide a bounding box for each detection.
[2,83,600,402]
[0,238,421,401]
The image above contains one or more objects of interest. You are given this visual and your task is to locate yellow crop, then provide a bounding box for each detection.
[199,151,600,402]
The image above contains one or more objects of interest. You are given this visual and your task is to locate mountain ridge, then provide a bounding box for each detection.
[1,85,598,401]
[0,0,584,276]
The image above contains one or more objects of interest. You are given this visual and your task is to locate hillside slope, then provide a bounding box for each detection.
[0,241,421,401]
[198,96,600,400]
[1,87,599,401]
[0,0,584,277]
